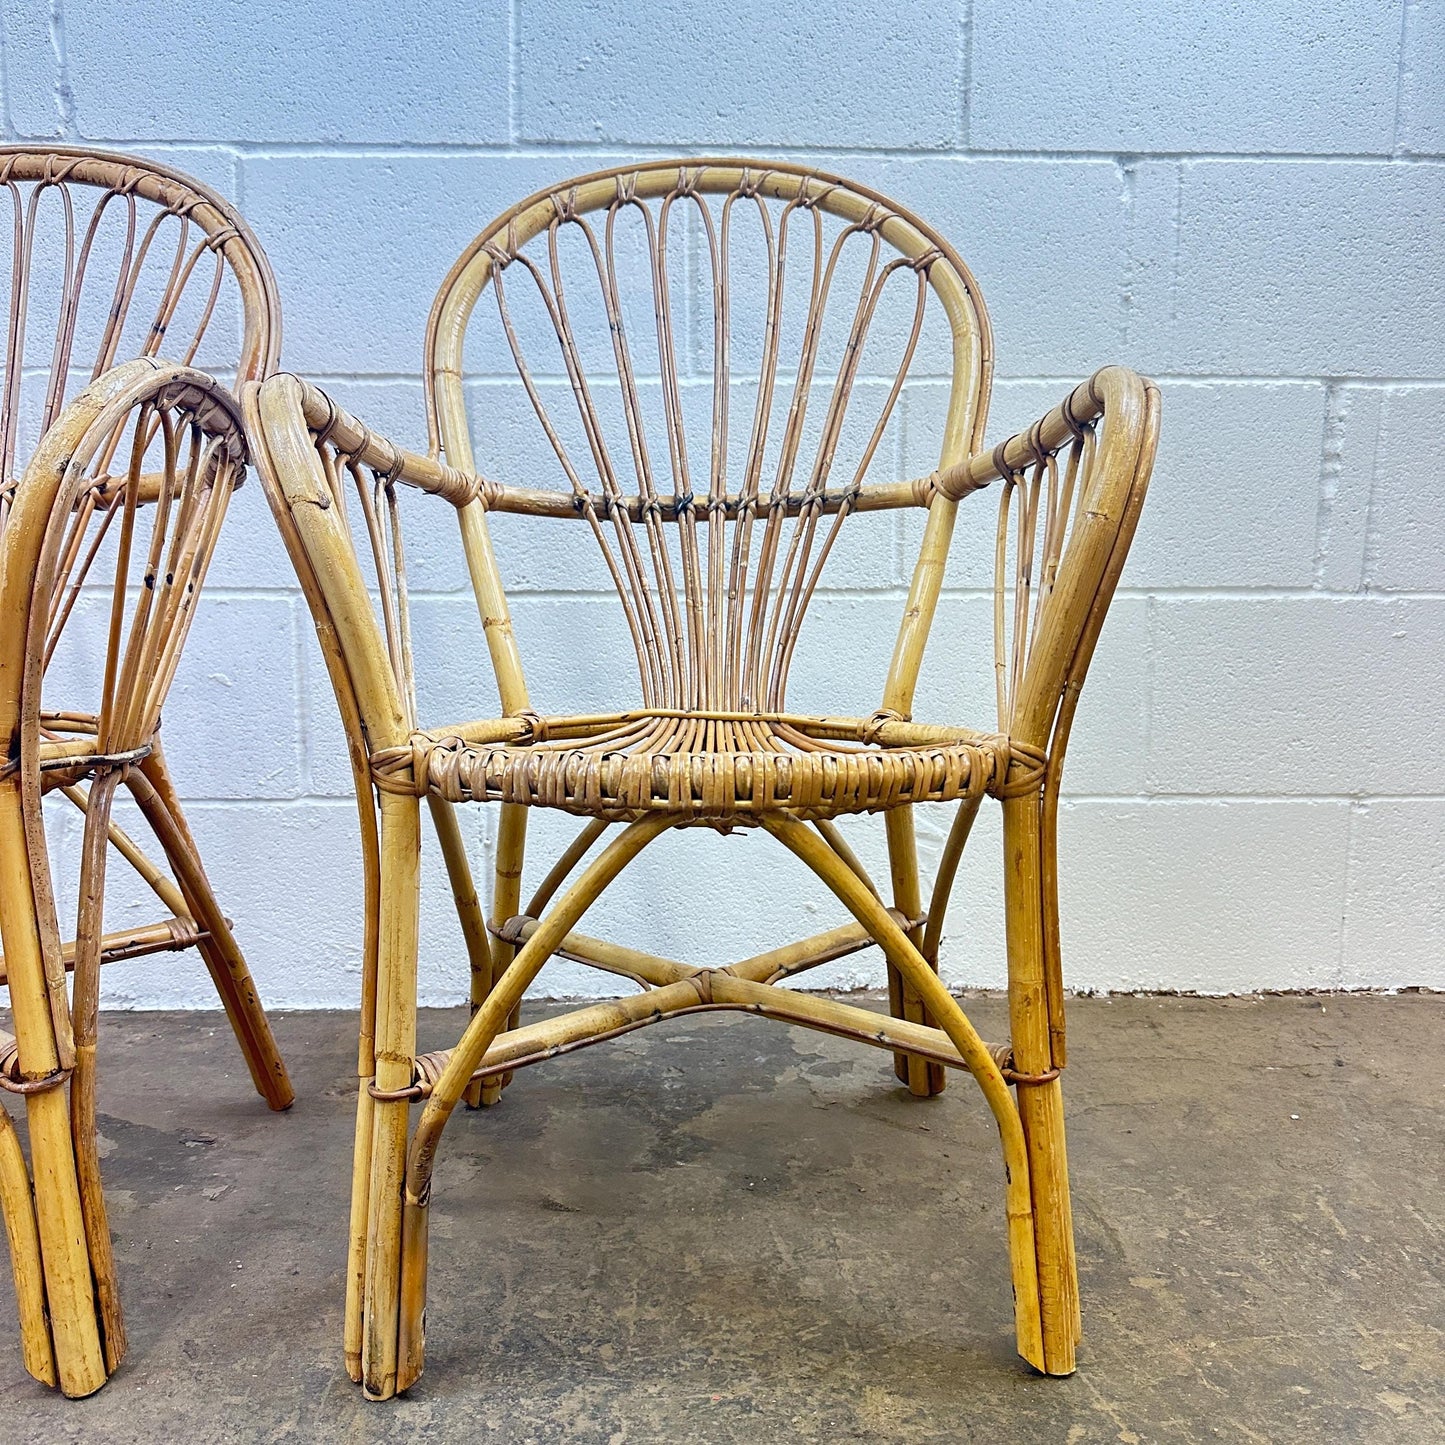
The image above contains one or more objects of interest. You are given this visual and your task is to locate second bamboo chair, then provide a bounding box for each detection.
[0,146,293,1397]
[248,159,1160,1399]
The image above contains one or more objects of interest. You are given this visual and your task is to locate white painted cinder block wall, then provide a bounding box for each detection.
[4,1,1443,1006]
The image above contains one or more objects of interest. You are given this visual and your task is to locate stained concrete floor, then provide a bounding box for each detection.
[0,994,1441,1443]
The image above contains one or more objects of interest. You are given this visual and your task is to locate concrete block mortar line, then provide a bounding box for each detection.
[1312,380,1347,589]
[1338,796,1370,989]
[1167,161,1184,342]
[1393,0,1414,156]
[1143,591,1157,795]
[0,6,15,140]
[507,0,519,146]
[957,0,972,149]
[46,0,76,139]
[305,371,1445,389]
[190,583,1445,606]
[1118,152,1139,354]
[40,137,1445,162]
[1361,403,1388,592]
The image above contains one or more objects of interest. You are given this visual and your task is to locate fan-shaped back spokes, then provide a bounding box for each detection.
[0,146,277,536]
[426,161,992,716]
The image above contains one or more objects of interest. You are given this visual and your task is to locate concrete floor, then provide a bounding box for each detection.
[0,994,1441,1443]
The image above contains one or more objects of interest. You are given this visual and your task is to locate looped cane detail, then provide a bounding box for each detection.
[991,739,1049,799]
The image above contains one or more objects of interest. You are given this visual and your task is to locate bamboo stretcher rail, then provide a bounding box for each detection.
[387,978,1019,1102]
[0,915,208,985]
[494,910,925,989]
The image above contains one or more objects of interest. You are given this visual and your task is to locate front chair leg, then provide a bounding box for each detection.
[1002,793,1080,1370]
[360,791,424,1402]
[0,1104,56,1386]
[761,813,1053,1375]
[0,787,108,1397]
[378,814,672,1399]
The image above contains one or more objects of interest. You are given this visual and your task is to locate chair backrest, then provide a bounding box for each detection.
[0,147,280,762]
[0,145,278,523]
[255,161,1157,781]
[424,159,993,718]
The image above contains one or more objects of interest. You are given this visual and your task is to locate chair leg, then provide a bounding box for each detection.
[343,1072,376,1385]
[0,1104,56,1386]
[478,803,527,1108]
[0,788,108,1398]
[382,815,671,1399]
[761,813,1049,1375]
[127,755,294,1111]
[359,791,422,1402]
[426,797,494,1112]
[884,809,946,1097]
[1002,794,1080,1372]
[69,770,126,1371]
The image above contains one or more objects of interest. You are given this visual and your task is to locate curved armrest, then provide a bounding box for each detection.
[0,357,249,767]
[246,374,540,757]
[937,366,1156,501]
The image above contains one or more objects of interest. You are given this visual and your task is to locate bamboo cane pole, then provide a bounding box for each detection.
[426,795,494,1110]
[0,1104,56,1386]
[480,803,528,1106]
[760,813,1045,1371]
[391,815,672,1395]
[68,768,125,1370]
[1002,792,1079,1371]
[0,790,106,1396]
[359,790,422,1402]
[128,761,293,1110]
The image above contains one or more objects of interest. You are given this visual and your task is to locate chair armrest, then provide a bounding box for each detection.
[955,365,1161,747]
[938,366,1156,501]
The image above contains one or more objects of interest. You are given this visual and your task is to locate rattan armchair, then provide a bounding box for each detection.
[0,147,293,1397]
[248,159,1160,1399]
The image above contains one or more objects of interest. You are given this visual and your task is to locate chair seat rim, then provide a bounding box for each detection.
[369,708,1039,823]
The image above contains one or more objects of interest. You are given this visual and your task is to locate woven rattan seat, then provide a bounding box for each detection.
[248,158,1161,1400]
[373,710,1040,821]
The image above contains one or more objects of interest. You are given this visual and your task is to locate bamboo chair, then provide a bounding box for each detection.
[247,158,1160,1400]
[0,146,293,1398]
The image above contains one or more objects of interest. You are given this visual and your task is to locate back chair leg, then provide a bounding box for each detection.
[478,803,528,1107]
[884,810,946,1097]
[1002,794,1080,1371]
[127,754,294,1111]
[427,797,494,1112]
